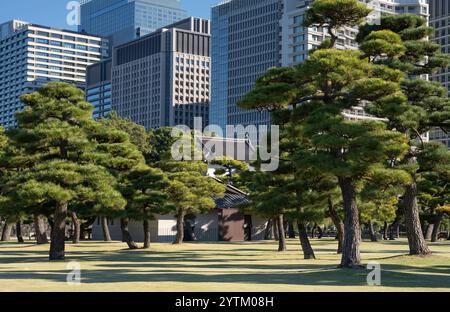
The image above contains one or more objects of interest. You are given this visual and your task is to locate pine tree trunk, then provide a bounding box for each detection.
[431,213,444,243]
[264,218,273,240]
[328,199,344,254]
[311,224,316,238]
[273,218,279,241]
[297,222,316,259]
[71,212,80,244]
[277,215,287,252]
[1,222,13,242]
[288,221,296,238]
[383,222,389,240]
[404,181,431,255]
[425,224,434,241]
[368,220,378,242]
[16,221,24,243]
[34,215,48,245]
[101,217,112,242]
[389,221,399,240]
[80,217,97,241]
[174,210,185,244]
[186,224,198,241]
[143,220,150,249]
[120,218,139,249]
[339,178,362,268]
[50,202,68,261]
[316,224,324,239]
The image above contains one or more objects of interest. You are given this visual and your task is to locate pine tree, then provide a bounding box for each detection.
[149,128,226,244]
[86,116,148,248]
[8,82,126,260]
[121,165,168,249]
[239,0,413,267]
[416,142,450,242]
[358,13,450,255]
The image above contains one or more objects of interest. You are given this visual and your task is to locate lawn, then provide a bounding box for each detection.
[0,238,449,292]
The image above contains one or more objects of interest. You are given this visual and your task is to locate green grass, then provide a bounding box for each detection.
[0,238,449,292]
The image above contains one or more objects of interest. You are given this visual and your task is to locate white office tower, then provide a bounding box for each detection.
[211,0,429,132]
[280,0,428,122]
[0,20,108,127]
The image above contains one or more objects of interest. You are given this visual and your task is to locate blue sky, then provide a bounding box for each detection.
[0,0,218,30]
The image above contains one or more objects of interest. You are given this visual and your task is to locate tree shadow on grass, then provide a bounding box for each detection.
[0,263,448,289]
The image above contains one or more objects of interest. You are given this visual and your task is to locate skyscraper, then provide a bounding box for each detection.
[211,0,283,132]
[0,20,107,128]
[86,58,113,119]
[211,0,429,133]
[79,0,188,47]
[429,0,450,149]
[111,17,211,129]
[282,0,428,121]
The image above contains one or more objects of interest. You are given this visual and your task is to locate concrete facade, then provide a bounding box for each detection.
[111,17,211,129]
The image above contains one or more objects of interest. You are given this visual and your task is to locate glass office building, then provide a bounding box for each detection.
[79,0,188,46]
[429,0,450,148]
[86,58,112,119]
[211,0,283,134]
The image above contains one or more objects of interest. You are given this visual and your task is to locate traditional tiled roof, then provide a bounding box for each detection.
[212,178,249,209]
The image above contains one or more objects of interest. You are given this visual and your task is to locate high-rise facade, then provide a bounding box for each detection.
[111,17,210,129]
[211,0,429,133]
[282,0,428,121]
[211,0,283,132]
[429,0,450,149]
[86,58,113,119]
[0,20,107,127]
[79,0,188,47]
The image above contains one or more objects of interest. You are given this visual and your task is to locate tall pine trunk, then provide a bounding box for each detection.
[71,212,80,244]
[264,218,273,240]
[389,220,399,240]
[328,198,344,254]
[16,221,24,243]
[316,224,324,239]
[431,213,444,243]
[288,221,296,238]
[404,181,431,255]
[368,220,378,242]
[297,222,315,259]
[174,210,185,244]
[120,218,139,249]
[383,222,389,240]
[50,202,68,261]
[277,214,287,252]
[34,215,48,244]
[425,224,434,241]
[101,217,112,242]
[273,218,279,241]
[311,224,316,238]
[339,178,361,268]
[1,222,13,242]
[143,220,151,249]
